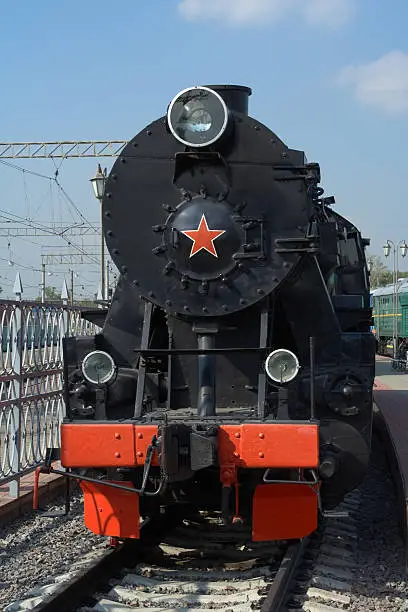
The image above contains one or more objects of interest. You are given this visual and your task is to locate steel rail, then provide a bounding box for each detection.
[31,507,191,612]
[28,523,306,612]
[261,538,307,611]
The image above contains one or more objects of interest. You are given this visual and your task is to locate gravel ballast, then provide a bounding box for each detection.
[350,432,408,611]
[0,491,106,609]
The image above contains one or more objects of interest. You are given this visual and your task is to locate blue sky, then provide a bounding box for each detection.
[0,0,407,298]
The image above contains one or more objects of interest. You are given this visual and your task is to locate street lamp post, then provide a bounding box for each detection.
[383,239,408,360]
[90,164,107,301]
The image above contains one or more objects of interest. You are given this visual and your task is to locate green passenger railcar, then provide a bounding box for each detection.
[372,281,408,355]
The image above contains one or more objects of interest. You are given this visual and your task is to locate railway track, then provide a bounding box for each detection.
[6,490,359,612]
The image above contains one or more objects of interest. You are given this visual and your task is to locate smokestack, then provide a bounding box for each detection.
[204,85,252,115]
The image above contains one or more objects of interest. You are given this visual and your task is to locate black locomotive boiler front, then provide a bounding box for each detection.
[59,85,375,541]
[104,86,309,318]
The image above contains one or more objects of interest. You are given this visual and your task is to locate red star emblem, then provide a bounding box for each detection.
[181,214,225,258]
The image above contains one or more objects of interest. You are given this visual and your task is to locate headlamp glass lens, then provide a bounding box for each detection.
[168,87,228,147]
[265,349,300,384]
[81,350,116,385]
[183,107,212,133]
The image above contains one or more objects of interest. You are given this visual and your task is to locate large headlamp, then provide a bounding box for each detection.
[265,349,300,384]
[81,350,116,386]
[167,86,229,148]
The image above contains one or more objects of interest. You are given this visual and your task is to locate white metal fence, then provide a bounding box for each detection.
[0,288,100,498]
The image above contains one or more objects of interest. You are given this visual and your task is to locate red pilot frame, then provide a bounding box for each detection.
[59,422,319,541]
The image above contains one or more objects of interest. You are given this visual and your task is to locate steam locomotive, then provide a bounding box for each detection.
[58,85,375,542]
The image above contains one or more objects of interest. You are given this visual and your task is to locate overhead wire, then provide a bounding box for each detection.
[0,208,99,265]
[22,170,31,218]
[0,254,42,272]
[55,180,99,232]
[31,181,57,218]
[0,159,106,286]
[8,235,59,247]
[0,271,39,292]
[0,159,55,181]
[0,158,98,235]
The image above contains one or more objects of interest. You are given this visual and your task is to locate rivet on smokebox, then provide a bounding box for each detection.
[235,432,240,438]
[259,452,264,458]
[258,433,265,439]
[137,451,143,458]
[115,433,121,440]
[138,433,143,439]
[114,452,121,458]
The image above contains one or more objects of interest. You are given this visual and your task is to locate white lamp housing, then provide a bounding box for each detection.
[265,349,300,384]
[81,350,116,385]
